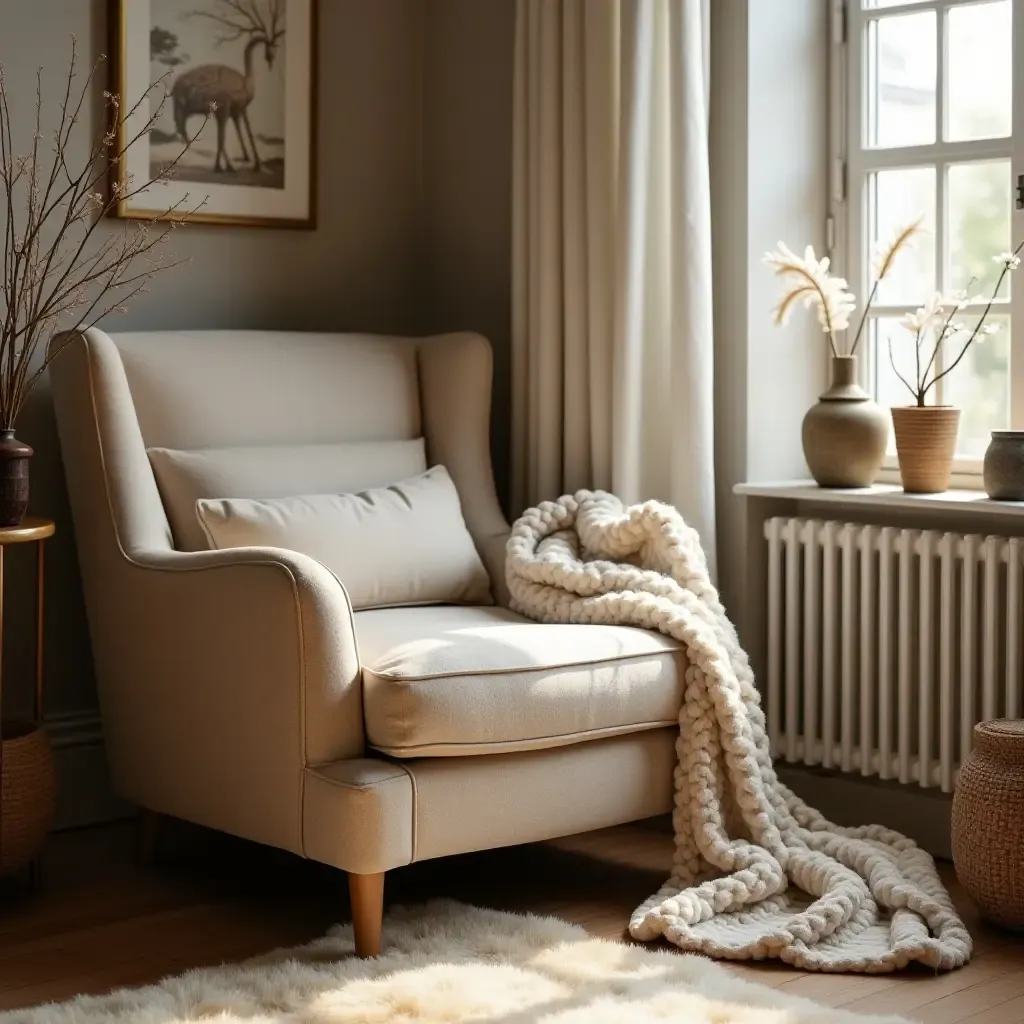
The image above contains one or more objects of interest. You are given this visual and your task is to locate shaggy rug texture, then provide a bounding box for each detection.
[507,492,971,973]
[2,902,910,1024]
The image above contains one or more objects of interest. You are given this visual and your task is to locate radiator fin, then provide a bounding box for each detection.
[764,517,1024,793]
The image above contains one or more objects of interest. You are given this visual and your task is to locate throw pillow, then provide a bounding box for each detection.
[195,466,493,610]
[148,439,427,551]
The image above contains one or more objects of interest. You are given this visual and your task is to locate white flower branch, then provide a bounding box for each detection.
[886,240,1023,408]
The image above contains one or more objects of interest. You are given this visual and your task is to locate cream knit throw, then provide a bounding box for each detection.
[506,491,972,973]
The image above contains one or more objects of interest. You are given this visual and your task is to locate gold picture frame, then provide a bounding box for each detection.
[109,0,317,229]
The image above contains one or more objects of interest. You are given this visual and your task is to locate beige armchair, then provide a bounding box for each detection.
[49,329,682,955]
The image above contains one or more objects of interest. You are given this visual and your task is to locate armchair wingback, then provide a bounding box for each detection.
[50,329,680,956]
[49,329,509,842]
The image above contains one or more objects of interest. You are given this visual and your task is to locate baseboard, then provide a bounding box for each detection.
[777,765,953,859]
[47,709,132,829]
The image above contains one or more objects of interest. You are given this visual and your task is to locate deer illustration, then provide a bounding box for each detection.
[171,0,284,174]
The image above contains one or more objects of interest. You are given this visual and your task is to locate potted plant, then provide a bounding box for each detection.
[0,41,205,526]
[887,246,1022,493]
[763,219,921,488]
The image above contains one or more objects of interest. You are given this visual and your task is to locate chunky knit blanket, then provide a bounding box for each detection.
[506,492,972,973]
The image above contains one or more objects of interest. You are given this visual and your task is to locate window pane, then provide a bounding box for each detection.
[944,315,1010,455]
[864,0,927,7]
[947,1,1012,142]
[867,12,936,148]
[869,167,935,305]
[947,161,1011,300]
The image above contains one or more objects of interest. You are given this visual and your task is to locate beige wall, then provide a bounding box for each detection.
[4,0,521,745]
[3,0,427,724]
[712,0,829,626]
[422,0,517,507]
[8,0,826,777]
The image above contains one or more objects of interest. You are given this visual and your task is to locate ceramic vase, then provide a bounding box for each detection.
[891,406,960,494]
[0,429,32,527]
[801,355,889,488]
[983,430,1024,500]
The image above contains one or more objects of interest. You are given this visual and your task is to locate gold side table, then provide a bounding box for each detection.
[0,517,57,883]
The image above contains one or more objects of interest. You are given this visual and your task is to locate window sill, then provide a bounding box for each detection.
[874,460,984,491]
[734,480,1024,520]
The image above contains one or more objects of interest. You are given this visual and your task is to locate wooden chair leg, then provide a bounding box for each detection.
[136,809,163,867]
[349,871,385,957]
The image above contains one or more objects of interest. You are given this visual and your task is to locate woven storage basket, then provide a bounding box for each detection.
[951,719,1024,930]
[0,721,56,875]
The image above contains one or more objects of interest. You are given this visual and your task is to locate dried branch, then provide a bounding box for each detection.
[921,249,1021,402]
[887,335,915,401]
[849,216,924,359]
[185,0,284,48]
[918,283,973,396]
[914,325,921,401]
[889,240,1022,407]
[0,37,206,426]
[183,11,249,46]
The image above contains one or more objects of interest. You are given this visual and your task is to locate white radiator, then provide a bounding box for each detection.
[764,517,1024,793]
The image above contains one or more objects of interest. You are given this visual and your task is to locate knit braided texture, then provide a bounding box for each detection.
[506,491,972,973]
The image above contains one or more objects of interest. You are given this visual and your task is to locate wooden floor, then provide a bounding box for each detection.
[0,818,1021,1021]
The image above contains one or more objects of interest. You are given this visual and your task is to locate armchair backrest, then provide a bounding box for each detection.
[49,329,510,596]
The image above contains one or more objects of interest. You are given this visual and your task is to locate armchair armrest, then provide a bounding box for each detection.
[105,544,362,855]
[47,329,368,856]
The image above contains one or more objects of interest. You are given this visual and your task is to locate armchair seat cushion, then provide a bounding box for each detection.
[355,605,685,757]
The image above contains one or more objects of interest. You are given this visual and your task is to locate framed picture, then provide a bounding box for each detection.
[110,0,317,228]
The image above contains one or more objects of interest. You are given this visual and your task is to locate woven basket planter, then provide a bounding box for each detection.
[951,719,1024,930]
[0,721,56,875]
[891,406,960,493]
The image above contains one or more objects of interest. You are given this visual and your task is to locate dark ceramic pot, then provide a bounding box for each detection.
[983,430,1024,500]
[0,429,33,526]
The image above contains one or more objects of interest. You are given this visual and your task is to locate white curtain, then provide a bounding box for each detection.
[512,0,715,562]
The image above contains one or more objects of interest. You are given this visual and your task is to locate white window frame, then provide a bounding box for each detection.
[829,0,1022,482]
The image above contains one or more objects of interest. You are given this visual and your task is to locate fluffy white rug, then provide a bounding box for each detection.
[4,902,909,1024]
[507,493,970,972]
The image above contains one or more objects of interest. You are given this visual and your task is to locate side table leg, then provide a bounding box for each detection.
[32,540,46,894]
[35,538,44,722]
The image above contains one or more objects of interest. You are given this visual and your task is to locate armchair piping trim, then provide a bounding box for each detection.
[367,647,684,684]
[80,332,358,859]
[304,766,408,790]
[367,719,679,758]
[300,759,419,863]
[403,759,419,862]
